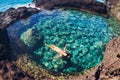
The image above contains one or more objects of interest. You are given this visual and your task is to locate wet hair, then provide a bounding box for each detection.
[62,53,71,61]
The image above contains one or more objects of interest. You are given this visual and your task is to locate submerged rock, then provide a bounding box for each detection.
[20,28,44,51]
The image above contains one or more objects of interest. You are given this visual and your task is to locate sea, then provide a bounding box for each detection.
[0,0,32,12]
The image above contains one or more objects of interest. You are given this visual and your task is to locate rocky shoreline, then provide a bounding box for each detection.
[0,60,34,80]
[0,7,39,29]
[0,0,120,80]
[0,7,39,79]
[33,0,108,16]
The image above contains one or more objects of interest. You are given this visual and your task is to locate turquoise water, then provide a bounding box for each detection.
[96,0,105,3]
[8,9,119,74]
[0,0,32,12]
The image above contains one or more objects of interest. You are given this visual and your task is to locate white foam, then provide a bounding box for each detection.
[15,3,41,10]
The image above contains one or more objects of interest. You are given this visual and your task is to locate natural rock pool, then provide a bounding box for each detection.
[8,9,120,74]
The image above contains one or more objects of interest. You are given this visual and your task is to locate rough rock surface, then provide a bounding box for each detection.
[99,37,120,80]
[0,6,40,80]
[0,60,34,80]
[0,44,11,60]
[0,29,11,60]
[109,0,120,24]
[33,0,107,15]
[0,7,39,29]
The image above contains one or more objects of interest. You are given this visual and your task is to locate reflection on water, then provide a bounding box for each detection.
[7,9,119,74]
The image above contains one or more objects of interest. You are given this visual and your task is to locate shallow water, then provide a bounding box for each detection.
[8,9,120,74]
[0,0,32,12]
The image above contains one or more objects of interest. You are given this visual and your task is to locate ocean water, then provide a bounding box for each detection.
[7,9,120,74]
[0,0,32,12]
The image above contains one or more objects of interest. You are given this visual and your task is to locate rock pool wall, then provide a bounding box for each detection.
[0,7,39,29]
[0,7,39,79]
[33,0,108,15]
[109,0,120,25]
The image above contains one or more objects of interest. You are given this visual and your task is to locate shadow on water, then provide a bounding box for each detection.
[7,12,42,60]
[0,29,11,60]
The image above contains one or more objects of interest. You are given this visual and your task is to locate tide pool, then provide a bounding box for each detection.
[0,0,32,12]
[8,9,120,74]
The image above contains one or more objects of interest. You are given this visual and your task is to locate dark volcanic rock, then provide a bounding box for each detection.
[33,0,107,14]
[0,60,34,80]
[0,44,11,60]
[0,29,11,60]
[0,7,39,79]
[0,7,39,29]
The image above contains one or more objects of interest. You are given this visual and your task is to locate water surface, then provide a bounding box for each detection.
[8,9,120,74]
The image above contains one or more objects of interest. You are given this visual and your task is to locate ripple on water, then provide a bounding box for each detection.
[8,9,120,74]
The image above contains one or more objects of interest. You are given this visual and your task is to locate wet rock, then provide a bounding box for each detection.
[0,7,39,29]
[0,44,11,60]
[33,0,107,15]
[0,29,11,60]
[0,60,34,80]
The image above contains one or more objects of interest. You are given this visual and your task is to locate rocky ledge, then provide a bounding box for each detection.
[0,60,34,80]
[33,0,108,15]
[0,41,34,79]
[0,7,39,79]
[0,7,39,29]
[109,0,120,25]
[99,37,120,79]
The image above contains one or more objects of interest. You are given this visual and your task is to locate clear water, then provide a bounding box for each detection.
[96,0,105,3]
[8,9,118,74]
[0,0,32,12]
